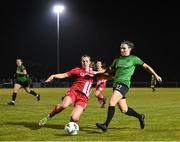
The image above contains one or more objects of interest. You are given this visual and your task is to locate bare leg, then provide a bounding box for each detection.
[49,96,73,118]
[95,90,106,107]
[118,99,128,113]
[118,98,145,129]
[96,90,123,131]
[38,96,73,127]
[70,105,84,122]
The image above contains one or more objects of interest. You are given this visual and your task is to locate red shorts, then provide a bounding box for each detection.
[96,84,106,92]
[65,88,88,109]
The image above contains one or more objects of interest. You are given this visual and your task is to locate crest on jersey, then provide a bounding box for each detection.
[80,72,85,76]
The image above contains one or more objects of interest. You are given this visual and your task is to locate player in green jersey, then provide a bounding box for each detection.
[8,59,40,105]
[96,40,162,131]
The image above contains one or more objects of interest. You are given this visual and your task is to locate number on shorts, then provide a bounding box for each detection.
[115,84,122,91]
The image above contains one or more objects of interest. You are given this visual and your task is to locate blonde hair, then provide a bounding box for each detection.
[81,55,91,61]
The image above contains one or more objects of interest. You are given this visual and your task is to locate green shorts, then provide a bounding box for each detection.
[16,80,30,88]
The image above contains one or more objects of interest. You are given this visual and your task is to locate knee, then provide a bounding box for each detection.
[70,116,80,122]
[109,100,116,106]
[120,107,128,113]
[61,104,69,109]
[55,103,68,110]
[94,91,99,97]
[13,88,18,93]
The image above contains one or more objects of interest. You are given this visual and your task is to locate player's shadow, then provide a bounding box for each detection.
[5,121,64,130]
[80,126,138,134]
[54,126,102,136]
[79,126,102,134]
[45,124,64,130]
[5,121,138,134]
[5,121,101,134]
[55,126,139,136]
[109,126,138,130]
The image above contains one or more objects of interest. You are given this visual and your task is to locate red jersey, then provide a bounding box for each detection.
[66,67,94,97]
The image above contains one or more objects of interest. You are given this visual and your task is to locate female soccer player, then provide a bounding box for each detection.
[8,59,40,105]
[38,55,98,126]
[96,41,162,131]
[94,61,107,108]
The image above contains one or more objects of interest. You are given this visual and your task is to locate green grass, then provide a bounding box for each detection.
[0,88,180,141]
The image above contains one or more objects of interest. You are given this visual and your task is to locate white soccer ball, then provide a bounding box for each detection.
[64,122,79,135]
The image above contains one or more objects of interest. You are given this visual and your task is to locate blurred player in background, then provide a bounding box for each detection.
[39,55,101,126]
[150,75,157,92]
[96,40,162,131]
[8,59,40,105]
[94,61,107,108]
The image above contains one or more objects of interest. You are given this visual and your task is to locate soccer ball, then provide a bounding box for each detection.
[64,122,79,135]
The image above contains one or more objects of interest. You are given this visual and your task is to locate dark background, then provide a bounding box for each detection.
[1,0,179,82]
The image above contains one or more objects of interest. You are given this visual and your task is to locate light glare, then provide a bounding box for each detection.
[53,5,64,14]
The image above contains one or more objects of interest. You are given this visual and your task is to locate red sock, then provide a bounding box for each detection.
[49,105,62,117]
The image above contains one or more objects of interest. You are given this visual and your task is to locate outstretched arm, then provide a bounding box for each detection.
[105,67,115,74]
[143,63,162,82]
[93,69,106,74]
[16,69,27,75]
[93,67,115,80]
[45,73,69,83]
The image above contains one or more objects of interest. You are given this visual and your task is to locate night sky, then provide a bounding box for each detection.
[1,0,180,82]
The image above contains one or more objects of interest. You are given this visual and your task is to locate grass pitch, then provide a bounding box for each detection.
[0,88,180,141]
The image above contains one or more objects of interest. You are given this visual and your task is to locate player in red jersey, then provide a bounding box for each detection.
[38,55,97,126]
[94,61,107,108]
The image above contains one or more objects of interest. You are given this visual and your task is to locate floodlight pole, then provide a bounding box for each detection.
[57,12,60,73]
[53,5,64,73]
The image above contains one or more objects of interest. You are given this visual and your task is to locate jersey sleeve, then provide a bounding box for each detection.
[66,67,80,77]
[111,59,117,69]
[21,65,26,71]
[17,65,26,72]
[133,56,144,66]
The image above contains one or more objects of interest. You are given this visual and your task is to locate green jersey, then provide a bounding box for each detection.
[111,55,144,88]
[16,65,28,82]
